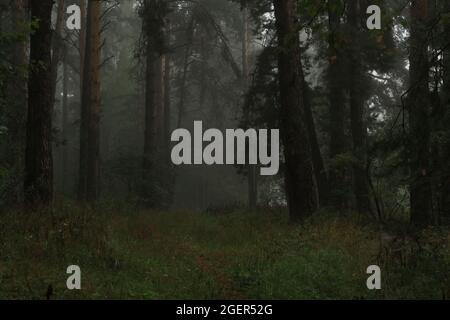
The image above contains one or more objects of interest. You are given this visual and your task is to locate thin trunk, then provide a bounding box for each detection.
[164,48,175,205]
[142,0,167,206]
[348,0,371,214]
[163,20,172,160]
[50,0,66,107]
[303,84,329,207]
[79,0,101,202]
[242,6,257,210]
[199,37,207,109]
[327,0,347,210]
[164,52,171,163]
[24,0,54,208]
[79,0,87,89]
[143,53,164,174]
[156,55,165,150]
[409,0,432,227]
[273,0,317,222]
[78,0,88,200]
[61,46,69,193]
[177,18,194,128]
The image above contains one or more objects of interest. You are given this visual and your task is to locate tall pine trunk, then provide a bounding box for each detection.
[143,50,165,183]
[409,0,432,226]
[79,0,102,203]
[177,17,194,128]
[164,47,172,163]
[164,48,175,204]
[242,5,257,210]
[50,0,66,108]
[440,1,450,220]
[79,0,87,89]
[327,0,347,210]
[142,0,167,206]
[348,0,371,215]
[273,0,317,221]
[303,84,329,207]
[61,46,69,194]
[5,0,28,204]
[24,0,54,208]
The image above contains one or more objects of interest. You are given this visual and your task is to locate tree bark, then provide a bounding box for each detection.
[409,0,432,227]
[273,0,317,222]
[24,0,54,208]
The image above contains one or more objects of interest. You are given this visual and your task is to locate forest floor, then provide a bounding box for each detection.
[0,202,449,299]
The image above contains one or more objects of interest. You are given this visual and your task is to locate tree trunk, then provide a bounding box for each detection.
[327,0,347,210]
[5,0,28,204]
[79,0,87,88]
[409,0,432,227]
[79,0,102,203]
[242,6,258,211]
[164,47,176,204]
[164,51,172,162]
[143,52,165,178]
[24,0,54,208]
[440,1,450,220]
[142,0,168,206]
[303,84,329,207]
[273,0,317,222]
[78,0,87,200]
[348,0,371,215]
[177,17,194,128]
[50,0,66,108]
[61,45,69,194]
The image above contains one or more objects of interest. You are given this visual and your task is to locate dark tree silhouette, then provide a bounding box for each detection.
[24,0,54,208]
[273,0,317,221]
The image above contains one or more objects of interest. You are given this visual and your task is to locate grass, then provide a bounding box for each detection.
[0,202,449,299]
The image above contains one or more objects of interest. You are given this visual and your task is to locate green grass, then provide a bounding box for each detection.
[0,202,449,299]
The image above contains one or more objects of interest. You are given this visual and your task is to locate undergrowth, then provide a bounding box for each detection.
[0,202,449,299]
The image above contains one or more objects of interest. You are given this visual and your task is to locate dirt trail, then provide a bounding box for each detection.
[144,223,246,299]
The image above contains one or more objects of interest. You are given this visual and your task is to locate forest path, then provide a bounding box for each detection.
[143,221,248,299]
